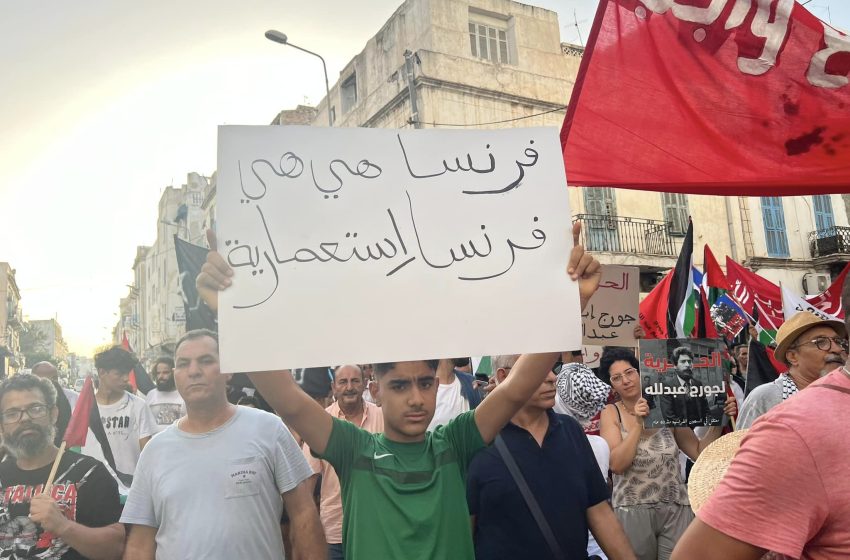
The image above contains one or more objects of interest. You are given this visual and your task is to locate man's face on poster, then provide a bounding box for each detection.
[676,353,692,376]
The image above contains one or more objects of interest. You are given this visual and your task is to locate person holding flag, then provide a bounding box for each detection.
[737,311,847,429]
[0,374,123,559]
[80,346,155,500]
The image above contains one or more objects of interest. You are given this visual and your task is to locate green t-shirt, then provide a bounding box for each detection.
[320,410,485,560]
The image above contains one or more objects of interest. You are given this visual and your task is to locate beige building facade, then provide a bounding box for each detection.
[116,173,209,364]
[292,0,850,294]
[28,318,69,367]
[0,263,23,377]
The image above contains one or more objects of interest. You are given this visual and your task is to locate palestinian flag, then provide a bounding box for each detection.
[703,245,730,306]
[473,356,492,376]
[666,219,695,338]
[64,377,133,490]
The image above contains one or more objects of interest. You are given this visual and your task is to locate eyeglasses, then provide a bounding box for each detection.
[609,368,638,384]
[552,361,564,374]
[0,404,50,425]
[793,336,849,352]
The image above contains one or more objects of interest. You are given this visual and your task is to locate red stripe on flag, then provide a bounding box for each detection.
[64,377,95,447]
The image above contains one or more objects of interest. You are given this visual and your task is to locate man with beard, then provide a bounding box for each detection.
[738,312,847,429]
[0,374,123,559]
[303,365,383,560]
[659,346,710,427]
[144,358,185,434]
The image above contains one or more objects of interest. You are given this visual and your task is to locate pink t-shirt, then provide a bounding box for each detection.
[302,401,384,544]
[698,368,850,559]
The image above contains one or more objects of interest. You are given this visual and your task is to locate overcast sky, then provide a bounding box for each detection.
[1,0,847,356]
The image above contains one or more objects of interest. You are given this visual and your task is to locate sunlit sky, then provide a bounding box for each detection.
[1,0,847,356]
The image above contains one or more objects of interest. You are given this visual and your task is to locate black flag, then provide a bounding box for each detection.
[174,234,216,331]
[744,339,780,397]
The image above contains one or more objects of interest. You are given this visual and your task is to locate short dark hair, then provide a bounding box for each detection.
[374,360,440,378]
[0,374,57,411]
[599,347,639,381]
[94,346,138,375]
[333,364,364,382]
[153,357,175,370]
[672,346,693,362]
[175,329,219,354]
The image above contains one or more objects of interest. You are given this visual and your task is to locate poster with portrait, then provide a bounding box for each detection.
[638,338,728,428]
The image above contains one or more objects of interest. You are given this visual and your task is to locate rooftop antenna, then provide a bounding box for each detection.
[574,9,584,47]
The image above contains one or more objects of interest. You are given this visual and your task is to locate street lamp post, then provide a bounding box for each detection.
[265,30,333,127]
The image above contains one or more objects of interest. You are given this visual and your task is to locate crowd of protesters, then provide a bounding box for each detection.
[0,226,847,560]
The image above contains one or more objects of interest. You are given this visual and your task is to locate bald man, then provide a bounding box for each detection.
[31,361,78,446]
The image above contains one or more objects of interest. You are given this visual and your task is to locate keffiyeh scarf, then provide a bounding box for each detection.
[780,373,799,401]
[556,363,611,422]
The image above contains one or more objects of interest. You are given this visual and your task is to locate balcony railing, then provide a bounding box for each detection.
[809,226,850,258]
[572,214,678,257]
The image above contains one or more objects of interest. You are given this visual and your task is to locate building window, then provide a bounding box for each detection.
[583,187,620,252]
[329,106,336,125]
[341,74,357,114]
[662,193,689,236]
[469,22,510,64]
[760,197,790,257]
[191,192,203,206]
[813,194,835,231]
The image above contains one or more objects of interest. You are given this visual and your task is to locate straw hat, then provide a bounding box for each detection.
[774,311,846,366]
[688,430,749,512]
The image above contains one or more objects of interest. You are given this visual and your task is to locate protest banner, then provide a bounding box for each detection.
[639,338,728,428]
[561,0,850,195]
[582,345,604,369]
[216,126,580,372]
[582,265,639,345]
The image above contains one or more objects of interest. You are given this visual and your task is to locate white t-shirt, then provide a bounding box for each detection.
[427,378,469,431]
[81,392,155,486]
[121,406,313,559]
[145,389,186,433]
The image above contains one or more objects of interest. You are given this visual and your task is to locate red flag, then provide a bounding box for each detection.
[639,269,672,339]
[725,257,784,332]
[703,245,730,292]
[64,377,95,447]
[561,0,850,195]
[121,331,138,393]
[804,262,850,318]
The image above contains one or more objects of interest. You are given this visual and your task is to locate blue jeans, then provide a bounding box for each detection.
[328,543,344,560]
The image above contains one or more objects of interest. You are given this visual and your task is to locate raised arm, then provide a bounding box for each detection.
[474,352,561,443]
[474,222,601,444]
[196,230,334,455]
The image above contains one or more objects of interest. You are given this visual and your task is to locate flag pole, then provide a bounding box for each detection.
[43,441,67,492]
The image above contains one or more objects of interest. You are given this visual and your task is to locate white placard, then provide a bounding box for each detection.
[217,126,579,372]
[582,265,639,346]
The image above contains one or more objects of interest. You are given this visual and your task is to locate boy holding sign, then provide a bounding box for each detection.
[196,223,600,559]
